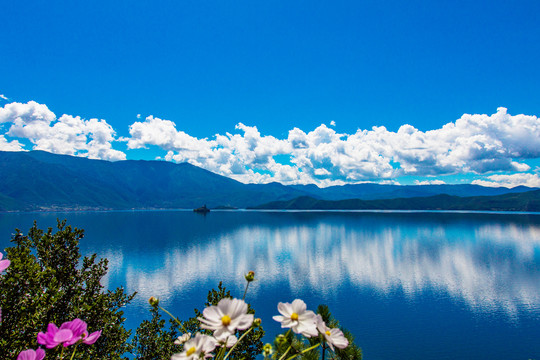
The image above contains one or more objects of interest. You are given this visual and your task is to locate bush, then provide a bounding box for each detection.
[131,282,265,360]
[0,220,135,359]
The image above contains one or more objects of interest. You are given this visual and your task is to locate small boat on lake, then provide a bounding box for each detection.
[193,205,210,213]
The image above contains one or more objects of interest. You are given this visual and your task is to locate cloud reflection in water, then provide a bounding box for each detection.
[98,215,540,317]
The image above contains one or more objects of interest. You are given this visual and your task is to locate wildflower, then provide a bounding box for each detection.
[17,348,45,360]
[37,323,70,349]
[174,332,192,345]
[262,343,273,357]
[37,319,101,348]
[244,271,255,282]
[272,299,318,337]
[315,314,348,351]
[198,298,254,337]
[214,332,237,348]
[171,333,217,360]
[0,252,10,272]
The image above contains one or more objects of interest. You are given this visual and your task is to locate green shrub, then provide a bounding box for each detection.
[0,220,135,359]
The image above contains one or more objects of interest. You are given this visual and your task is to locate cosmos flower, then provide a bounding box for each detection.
[17,348,45,360]
[37,319,101,348]
[0,252,10,272]
[315,314,349,351]
[171,333,217,360]
[198,298,254,337]
[272,299,318,337]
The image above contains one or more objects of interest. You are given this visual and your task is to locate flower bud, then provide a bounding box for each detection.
[276,334,287,346]
[263,343,273,356]
[148,296,159,307]
[244,271,255,282]
[253,318,262,327]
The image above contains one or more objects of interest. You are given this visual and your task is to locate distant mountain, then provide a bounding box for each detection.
[0,150,538,212]
[0,151,309,211]
[252,191,540,212]
[289,182,535,200]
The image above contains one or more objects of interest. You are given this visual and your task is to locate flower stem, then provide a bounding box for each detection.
[216,345,226,360]
[60,346,65,359]
[69,344,79,360]
[321,342,326,360]
[159,306,189,333]
[278,345,292,360]
[286,343,321,360]
[223,327,254,360]
[242,282,250,300]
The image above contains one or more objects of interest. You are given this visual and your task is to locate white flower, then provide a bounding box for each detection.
[315,314,349,351]
[198,298,254,337]
[272,299,318,337]
[171,333,217,360]
[214,332,238,348]
[174,332,192,345]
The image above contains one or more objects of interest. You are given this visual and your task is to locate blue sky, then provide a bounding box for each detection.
[1,0,540,187]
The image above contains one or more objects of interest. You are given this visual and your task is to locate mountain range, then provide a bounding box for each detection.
[0,150,538,212]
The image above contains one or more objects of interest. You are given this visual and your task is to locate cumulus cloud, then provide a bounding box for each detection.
[125,107,540,185]
[472,173,540,188]
[0,101,126,161]
[2,102,540,186]
[0,135,24,151]
[414,179,446,185]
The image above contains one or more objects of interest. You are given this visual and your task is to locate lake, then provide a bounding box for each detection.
[1,210,539,359]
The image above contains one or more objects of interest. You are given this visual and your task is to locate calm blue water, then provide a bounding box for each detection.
[1,210,540,359]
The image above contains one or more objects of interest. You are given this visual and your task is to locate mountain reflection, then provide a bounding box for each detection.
[98,216,540,316]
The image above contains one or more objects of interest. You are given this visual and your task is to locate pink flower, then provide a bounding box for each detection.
[37,319,101,348]
[0,252,10,272]
[17,348,45,360]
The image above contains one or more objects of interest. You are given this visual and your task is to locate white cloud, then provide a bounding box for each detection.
[0,101,126,161]
[0,135,24,151]
[472,173,540,188]
[125,107,540,185]
[2,102,540,186]
[0,94,8,101]
[136,114,141,119]
[414,179,446,185]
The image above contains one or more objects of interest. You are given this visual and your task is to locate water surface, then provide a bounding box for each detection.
[1,210,539,359]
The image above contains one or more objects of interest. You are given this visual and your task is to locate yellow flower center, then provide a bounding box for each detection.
[325,330,331,336]
[221,314,232,326]
[290,312,299,321]
[186,347,196,356]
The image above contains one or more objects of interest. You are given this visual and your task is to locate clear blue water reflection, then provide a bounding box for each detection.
[1,210,539,359]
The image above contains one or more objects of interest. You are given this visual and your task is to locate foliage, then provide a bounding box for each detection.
[0,220,135,359]
[131,304,181,359]
[132,281,265,360]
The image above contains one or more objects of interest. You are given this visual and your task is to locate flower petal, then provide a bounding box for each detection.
[277,302,292,317]
[35,348,46,360]
[291,299,307,314]
[83,330,102,345]
[53,329,73,343]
